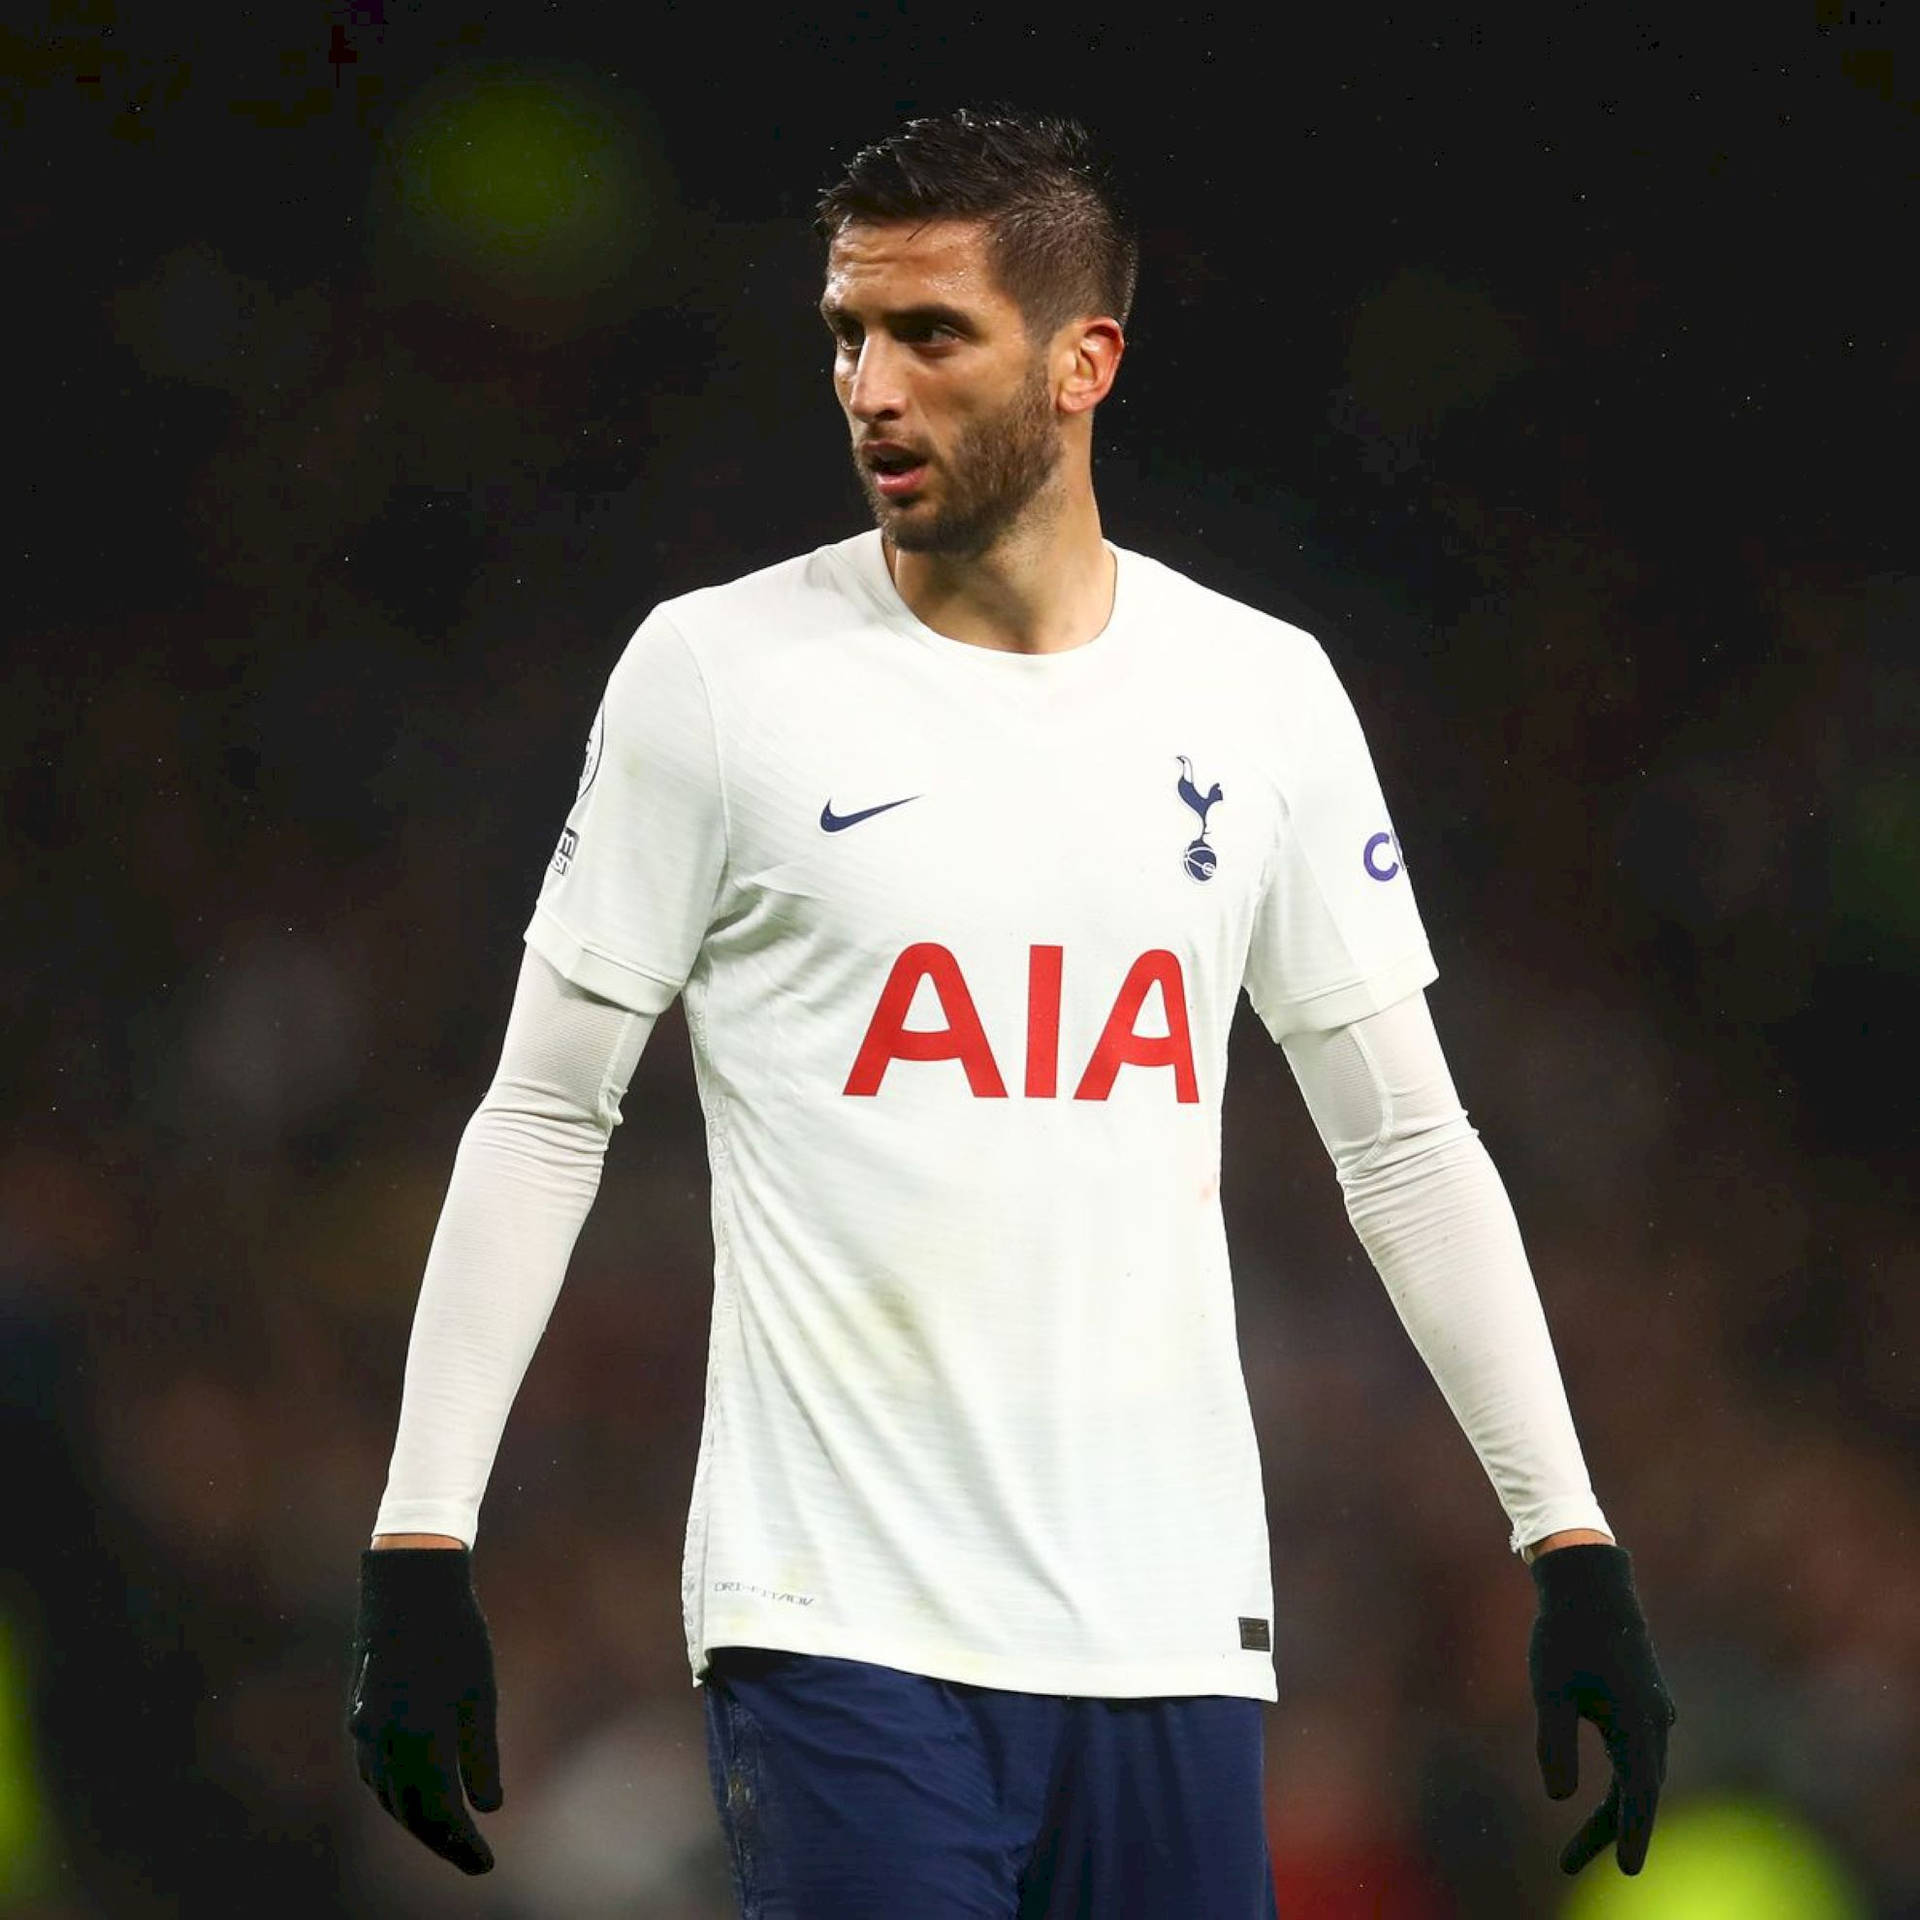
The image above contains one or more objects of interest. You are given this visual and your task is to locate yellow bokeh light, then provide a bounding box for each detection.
[1561,1798,1866,1920]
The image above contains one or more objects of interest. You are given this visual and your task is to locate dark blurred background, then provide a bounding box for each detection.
[4,3,1916,1915]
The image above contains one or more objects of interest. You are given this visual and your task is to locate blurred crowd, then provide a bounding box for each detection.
[7,519,1916,1917]
[9,14,1919,1916]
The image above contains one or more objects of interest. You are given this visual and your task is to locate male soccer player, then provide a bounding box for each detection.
[348,109,1675,1916]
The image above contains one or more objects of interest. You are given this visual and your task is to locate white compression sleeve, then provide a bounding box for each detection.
[1280,990,1612,1556]
[371,946,655,1546]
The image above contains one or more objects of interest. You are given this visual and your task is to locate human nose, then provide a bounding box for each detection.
[843,337,905,423]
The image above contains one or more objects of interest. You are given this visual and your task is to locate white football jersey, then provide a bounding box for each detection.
[525,530,1436,1701]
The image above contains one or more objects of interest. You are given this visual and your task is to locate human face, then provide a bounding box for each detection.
[821,219,1064,557]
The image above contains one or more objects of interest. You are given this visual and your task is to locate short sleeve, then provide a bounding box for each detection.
[1242,643,1437,1040]
[523,610,725,1015]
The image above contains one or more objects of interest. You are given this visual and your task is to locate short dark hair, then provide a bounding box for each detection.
[815,107,1138,338]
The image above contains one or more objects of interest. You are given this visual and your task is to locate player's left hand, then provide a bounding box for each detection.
[1527,1543,1676,1876]
[347,1547,503,1874]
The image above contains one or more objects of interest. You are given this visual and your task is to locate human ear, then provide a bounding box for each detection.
[1058,318,1124,415]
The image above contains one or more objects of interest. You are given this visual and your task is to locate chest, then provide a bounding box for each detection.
[712,650,1277,961]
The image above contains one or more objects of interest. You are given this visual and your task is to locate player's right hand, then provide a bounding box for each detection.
[347,1546,503,1874]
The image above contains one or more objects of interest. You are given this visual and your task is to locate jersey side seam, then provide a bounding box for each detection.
[680,982,738,1680]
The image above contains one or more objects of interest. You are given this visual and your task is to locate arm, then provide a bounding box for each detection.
[347,943,655,1874]
[352,614,719,1872]
[1281,988,1674,1876]
[1279,988,1612,1558]
[370,942,655,1547]
[374,609,726,1547]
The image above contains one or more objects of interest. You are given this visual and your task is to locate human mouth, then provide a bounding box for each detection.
[862,443,930,499]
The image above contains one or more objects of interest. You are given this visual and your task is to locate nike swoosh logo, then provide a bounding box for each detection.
[820,795,920,833]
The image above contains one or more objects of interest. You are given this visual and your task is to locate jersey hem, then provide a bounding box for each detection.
[524,906,683,1015]
[689,1618,1279,1703]
[1254,947,1439,1040]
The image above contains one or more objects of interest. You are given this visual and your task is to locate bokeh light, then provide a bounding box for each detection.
[376,62,662,317]
[0,1614,52,1904]
[1830,772,1920,972]
[1559,1799,1867,1920]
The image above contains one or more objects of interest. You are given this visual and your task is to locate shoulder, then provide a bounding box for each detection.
[593,534,881,720]
[646,533,879,662]
[1117,543,1340,699]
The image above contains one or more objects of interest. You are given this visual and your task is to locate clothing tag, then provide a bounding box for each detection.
[1238,1617,1271,1652]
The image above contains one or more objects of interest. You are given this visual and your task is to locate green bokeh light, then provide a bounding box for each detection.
[0,1614,52,1902]
[1560,1799,1866,1920]
[1829,774,1920,968]
[386,65,651,298]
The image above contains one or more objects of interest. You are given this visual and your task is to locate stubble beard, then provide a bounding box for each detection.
[856,356,1063,559]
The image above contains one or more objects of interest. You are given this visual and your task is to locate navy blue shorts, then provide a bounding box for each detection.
[702,1647,1277,1919]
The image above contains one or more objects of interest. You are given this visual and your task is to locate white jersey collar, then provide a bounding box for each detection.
[829,528,1143,673]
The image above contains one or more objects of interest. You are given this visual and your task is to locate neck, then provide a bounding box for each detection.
[884,477,1114,655]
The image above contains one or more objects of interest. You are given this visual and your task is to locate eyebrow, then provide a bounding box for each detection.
[817,298,977,335]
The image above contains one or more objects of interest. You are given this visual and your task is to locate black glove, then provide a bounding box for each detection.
[347,1546,503,1875]
[1528,1542,1676,1876]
